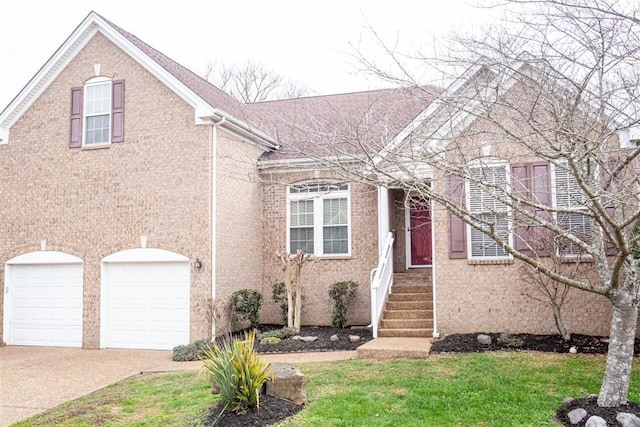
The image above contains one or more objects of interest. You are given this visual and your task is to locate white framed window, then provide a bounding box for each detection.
[553,163,589,256]
[466,162,511,259]
[287,182,350,256]
[84,78,111,146]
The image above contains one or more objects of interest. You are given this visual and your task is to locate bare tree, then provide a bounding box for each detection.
[519,234,585,341]
[276,250,314,333]
[264,0,640,407]
[202,61,308,103]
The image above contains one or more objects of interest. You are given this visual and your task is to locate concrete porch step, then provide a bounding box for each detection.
[383,309,432,319]
[377,328,433,338]
[393,271,432,286]
[386,301,431,310]
[380,319,433,329]
[357,337,431,360]
[392,285,432,294]
[388,292,431,302]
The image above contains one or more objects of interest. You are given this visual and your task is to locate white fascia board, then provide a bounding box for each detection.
[203,110,279,151]
[378,62,526,162]
[257,155,359,172]
[0,127,8,145]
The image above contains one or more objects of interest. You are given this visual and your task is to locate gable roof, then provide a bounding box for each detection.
[249,86,441,167]
[0,11,277,149]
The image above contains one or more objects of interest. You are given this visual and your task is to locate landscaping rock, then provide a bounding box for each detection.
[568,408,587,424]
[349,335,361,342]
[477,334,492,345]
[618,412,640,427]
[569,346,578,354]
[266,362,306,405]
[330,334,339,341]
[299,336,318,342]
[585,415,607,427]
[260,337,282,344]
[562,397,575,406]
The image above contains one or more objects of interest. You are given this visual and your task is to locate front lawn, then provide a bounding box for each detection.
[13,353,640,426]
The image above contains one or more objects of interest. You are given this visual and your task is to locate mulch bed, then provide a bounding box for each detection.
[429,332,629,355]
[254,324,373,353]
[203,394,303,427]
[431,332,640,426]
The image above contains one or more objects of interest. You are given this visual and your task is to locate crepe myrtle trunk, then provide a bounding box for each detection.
[598,291,640,407]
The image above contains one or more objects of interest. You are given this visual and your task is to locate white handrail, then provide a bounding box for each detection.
[370,232,394,338]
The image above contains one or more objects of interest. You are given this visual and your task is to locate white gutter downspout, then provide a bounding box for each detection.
[211,117,226,338]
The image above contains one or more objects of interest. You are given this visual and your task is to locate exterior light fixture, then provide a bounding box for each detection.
[194,258,202,269]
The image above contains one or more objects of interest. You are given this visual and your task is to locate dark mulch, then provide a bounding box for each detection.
[556,396,640,426]
[254,324,372,353]
[429,332,640,355]
[431,332,640,426]
[203,394,302,427]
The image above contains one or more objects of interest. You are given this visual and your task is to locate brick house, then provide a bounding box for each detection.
[0,12,617,350]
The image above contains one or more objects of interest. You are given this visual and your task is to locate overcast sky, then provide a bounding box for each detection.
[0,0,498,108]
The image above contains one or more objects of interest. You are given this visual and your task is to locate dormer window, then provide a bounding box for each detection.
[69,78,124,148]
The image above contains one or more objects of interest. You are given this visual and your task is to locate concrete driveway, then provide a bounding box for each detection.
[0,346,201,427]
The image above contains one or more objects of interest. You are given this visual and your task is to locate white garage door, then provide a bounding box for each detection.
[102,260,190,350]
[6,261,83,347]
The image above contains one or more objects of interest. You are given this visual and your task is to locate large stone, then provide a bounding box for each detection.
[585,415,607,427]
[266,363,306,405]
[300,336,318,342]
[349,335,361,342]
[617,412,640,427]
[330,334,339,341]
[477,334,492,345]
[567,408,587,424]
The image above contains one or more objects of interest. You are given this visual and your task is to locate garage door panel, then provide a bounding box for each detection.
[7,263,83,347]
[103,261,190,350]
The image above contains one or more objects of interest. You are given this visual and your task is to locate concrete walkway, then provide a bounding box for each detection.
[0,346,357,427]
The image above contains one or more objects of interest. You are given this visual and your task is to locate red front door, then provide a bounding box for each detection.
[409,200,432,266]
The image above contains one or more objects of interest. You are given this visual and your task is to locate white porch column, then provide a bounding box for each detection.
[377,186,390,256]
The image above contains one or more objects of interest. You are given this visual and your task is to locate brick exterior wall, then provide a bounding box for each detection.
[260,171,379,327]
[214,133,266,334]
[432,200,612,336]
[0,33,215,347]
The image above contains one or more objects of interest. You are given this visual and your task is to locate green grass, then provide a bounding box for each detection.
[13,353,640,427]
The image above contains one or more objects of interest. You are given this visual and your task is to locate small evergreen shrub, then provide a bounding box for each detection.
[497,331,524,348]
[172,339,213,361]
[258,327,297,341]
[201,331,273,414]
[230,289,263,329]
[271,282,288,325]
[328,281,359,328]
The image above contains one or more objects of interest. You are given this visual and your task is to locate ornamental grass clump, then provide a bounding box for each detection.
[200,331,273,414]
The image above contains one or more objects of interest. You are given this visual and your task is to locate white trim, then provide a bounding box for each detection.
[102,248,189,263]
[465,161,513,260]
[405,197,434,269]
[83,79,112,147]
[211,121,219,338]
[0,127,8,145]
[377,186,390,257]
[7,250,83,264]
